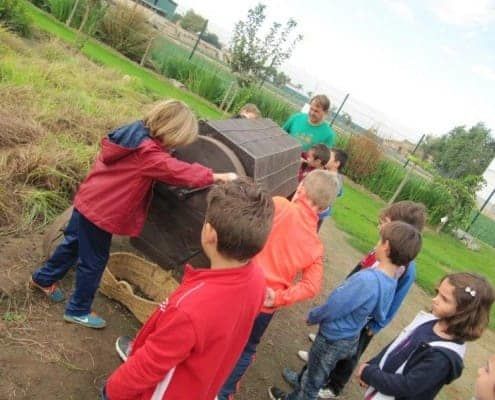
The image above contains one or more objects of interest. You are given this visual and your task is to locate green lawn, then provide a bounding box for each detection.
[24,1,223,120]
[332,181,495,329]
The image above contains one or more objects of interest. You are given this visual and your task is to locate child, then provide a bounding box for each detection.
[234,103,261,119]
[102,179,274,400]
[269,221,423,400]
[299,200,426,399]
[474,353,495,400]
[217,170,339,400]
[29,100,237,329]
[317,148,348,230]
[357,272,495,400]
[298,144,331,182]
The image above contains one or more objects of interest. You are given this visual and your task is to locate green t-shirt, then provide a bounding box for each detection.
[283,112,336,151]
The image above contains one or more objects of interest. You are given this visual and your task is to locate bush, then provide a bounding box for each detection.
[46,0,106,34]
[95,3,153,61]
[344,135,382,181]
[0,0,32,36]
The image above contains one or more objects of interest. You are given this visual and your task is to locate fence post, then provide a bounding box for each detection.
[140,35,156,66]
[224,86,238,115]
[403,134,425,168]
[66,0,81,27]
[330,93,349,126]
[188,19,208,61]
[389,163,415,205]
[220,81,234,112]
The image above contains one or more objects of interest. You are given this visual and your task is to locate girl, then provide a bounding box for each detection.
[30,100,236,329]
[357,272,494,400]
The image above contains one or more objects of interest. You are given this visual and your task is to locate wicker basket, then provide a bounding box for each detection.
[100,252,178,323]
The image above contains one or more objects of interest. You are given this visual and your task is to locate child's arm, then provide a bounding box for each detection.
[140,147,214,188]
[270,256,323,308]
[105,307,195,400]
[368,262,416,334]
[282,114,295,133]
[307,274,374,324]
[360,351,451,398]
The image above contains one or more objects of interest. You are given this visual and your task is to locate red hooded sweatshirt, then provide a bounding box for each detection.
[105,261,266,400]
[74,121,213,236]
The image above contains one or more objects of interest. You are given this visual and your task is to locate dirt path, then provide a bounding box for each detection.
[0,221,493,399]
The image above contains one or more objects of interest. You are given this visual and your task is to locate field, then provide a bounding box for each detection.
[1,8,495,400]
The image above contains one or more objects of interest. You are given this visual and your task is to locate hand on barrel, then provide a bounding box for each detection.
[213,172,239,183]
[264,287,276,308]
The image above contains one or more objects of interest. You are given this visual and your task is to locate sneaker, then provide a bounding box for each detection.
[308,333,316,342]
[297,350,309,362]
[63,312,106,329]
[319,387,339,399]
[282,367,300,389]
[29,278,65,303]
[268,386,287,400]
[115,336,133,362]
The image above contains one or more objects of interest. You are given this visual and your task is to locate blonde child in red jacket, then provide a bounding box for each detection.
[103,179,274,400]
[30,100,236,329]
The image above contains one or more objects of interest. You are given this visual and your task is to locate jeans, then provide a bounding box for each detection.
[287,333,358,400]
[217,312,274,400]
[326,325,373,394]
[32,208,112,316]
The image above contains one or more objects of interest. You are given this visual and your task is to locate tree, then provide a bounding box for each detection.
[179,9,205,33]
[228,3,302,87]
[422,123,495,178]
[202,32,221,49]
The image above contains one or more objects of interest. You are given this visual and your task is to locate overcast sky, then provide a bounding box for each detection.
[176,0,495,142]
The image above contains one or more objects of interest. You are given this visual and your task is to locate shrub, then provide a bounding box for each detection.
[95,3,153,61]
[344,134,382,181]
[0,0,31,36]
[46,0,106,34]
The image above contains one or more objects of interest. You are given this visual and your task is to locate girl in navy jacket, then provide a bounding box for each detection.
[357,272,494,400]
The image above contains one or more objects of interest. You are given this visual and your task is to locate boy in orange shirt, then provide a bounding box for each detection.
[218,170,339,399]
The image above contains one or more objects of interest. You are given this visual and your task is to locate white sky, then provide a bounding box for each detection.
[176,0,495,142]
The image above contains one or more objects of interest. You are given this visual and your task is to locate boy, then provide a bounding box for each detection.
[269,221,422,400]
[102,179,274,400]
[317,148,348,230]
[235,103,261,119]
[298,144,331,182]
[217,170,339,400]
[299,201,426,398]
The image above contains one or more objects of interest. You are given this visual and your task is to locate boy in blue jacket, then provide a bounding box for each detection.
[268,221,422,400]
[299,200,426,398]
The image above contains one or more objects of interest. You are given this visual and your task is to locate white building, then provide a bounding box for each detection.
[477,157,495,216]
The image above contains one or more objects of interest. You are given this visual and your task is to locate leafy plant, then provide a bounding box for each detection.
[0,0,31,36]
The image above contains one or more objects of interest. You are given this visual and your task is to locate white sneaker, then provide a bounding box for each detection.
[319,387,339,398]
[308,333,316,342]
[297,350,309,362]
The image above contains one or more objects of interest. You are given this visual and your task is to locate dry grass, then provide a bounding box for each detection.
[0,27,156,232]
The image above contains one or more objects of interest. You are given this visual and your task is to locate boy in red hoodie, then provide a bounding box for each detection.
[218,169,340,400]
[102,179,274,400]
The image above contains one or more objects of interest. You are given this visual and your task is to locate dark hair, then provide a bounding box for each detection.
[331,148,348,172]
[381,201,427,232]
[310,144,331,166]
[310,94,330,112]
[440,273,495,341]
[205,179,274,261]
[380,221,422,267]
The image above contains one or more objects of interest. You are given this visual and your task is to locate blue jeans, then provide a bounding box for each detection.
[287,333,358,400]
[32,208,112,316]
[218,312,274,399]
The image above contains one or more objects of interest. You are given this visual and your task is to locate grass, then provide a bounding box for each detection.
[332,181,495,329]
[23,0,223,120]
[467,211,495,247]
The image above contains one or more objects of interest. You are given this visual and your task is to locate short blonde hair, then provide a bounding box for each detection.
[302,170,339,210]
[143,100,198,148]
[239,103,261,118]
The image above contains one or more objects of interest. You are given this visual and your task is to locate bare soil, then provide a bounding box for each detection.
[0,221,493,399]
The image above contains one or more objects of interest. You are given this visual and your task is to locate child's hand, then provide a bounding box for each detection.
[213,173,238,183]
[264,287,276,308]
[356,363,369,388]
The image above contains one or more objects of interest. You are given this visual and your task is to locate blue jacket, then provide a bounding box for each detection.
[307,268,397,341]
[368,260,416,333]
